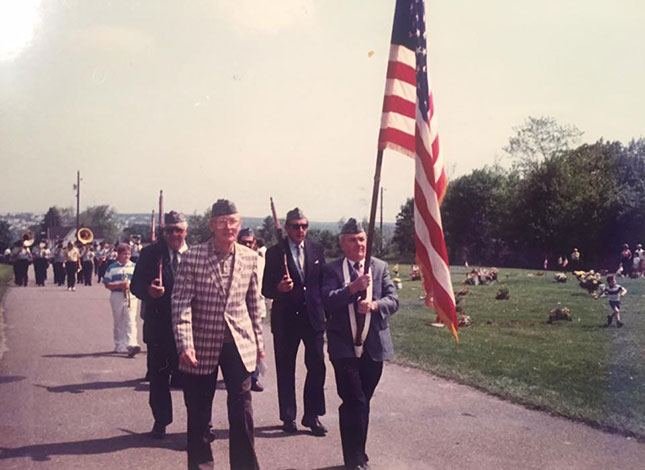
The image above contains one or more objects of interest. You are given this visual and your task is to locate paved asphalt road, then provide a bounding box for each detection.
[1,282,645,470]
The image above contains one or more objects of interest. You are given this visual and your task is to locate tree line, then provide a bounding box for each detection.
[391,117,645,270]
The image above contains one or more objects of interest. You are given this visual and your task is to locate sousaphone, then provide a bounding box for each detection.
[77,227,94,245]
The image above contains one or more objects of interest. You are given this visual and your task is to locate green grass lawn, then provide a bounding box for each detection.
[390,265,645,437]
[0,264,11,303]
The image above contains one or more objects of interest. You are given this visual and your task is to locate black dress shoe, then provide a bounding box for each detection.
[150,422,166,439]
[282,420,298,433]
[127,345,141,358]
[301,416,327,436]
[251,378,264,392]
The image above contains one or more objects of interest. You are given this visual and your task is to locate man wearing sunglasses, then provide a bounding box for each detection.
[131,211,189,440]
[172,199,264,470]
[262,208,328,436]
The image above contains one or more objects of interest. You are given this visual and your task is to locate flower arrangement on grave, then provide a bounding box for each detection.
[547,305,571,323]
[464,267,499,285]
[495,285,510,300]
[574,270,603,295]
[553,272,567,283]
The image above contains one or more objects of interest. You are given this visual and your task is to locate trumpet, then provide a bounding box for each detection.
[77,227,94,245]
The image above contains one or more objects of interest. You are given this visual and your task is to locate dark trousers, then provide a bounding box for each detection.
[332,354,383,469]
[147,342,178,426]
[273,311,326,422]
[98,261,108,282]
[82,260,93,285]
[53,262,65,286]
[15,260,29,286]
[34,258,48,285]
[65,262,77,288]
[182,342,258,470]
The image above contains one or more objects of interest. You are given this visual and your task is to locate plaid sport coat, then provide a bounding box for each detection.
[172,239,264,375]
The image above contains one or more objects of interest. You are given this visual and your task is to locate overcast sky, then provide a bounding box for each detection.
[1,0,644,222]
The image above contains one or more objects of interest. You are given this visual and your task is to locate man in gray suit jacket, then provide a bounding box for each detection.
[321,218,399,470]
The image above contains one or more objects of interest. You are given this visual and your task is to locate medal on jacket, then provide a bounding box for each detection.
[343,258,372,358]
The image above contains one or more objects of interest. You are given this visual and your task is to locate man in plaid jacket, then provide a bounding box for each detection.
[172,199,265,470]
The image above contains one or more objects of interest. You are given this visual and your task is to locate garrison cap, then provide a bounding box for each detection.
[211,199,238,217]
[286,207,306,221]
[238,227,255,239]
[340,218,364,235]
[165,210,186,225]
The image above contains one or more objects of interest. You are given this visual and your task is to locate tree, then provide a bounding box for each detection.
[442,166,515,266]
[41,206,63,231]
[308,228,342,259]
[504,116,583,174]
[256,216,276,247]
[0,220,12,252]
[40,206,74,238]
[79,205,119,242]
[187,208,212,246]
[392,198,415,258]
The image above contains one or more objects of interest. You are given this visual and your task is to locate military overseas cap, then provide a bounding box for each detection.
[165,210,186,225]
[286,207,306,221]
[238,227,255,239]
[340,218,364,235]
[211,199,238,217]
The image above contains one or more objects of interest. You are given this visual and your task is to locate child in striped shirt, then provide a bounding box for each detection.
[605,274,627,327]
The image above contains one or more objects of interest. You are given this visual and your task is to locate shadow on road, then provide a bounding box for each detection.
[0,429,185,462]
[34,378,148,394]
[42,351,120,359]
[0,375,26,384]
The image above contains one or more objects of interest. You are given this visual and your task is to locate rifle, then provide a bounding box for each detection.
[150,210,156,243]
[270,197,290,279]
[157,190,164,284]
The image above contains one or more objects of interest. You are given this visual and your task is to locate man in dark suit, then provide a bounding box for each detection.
[131,210,188,439]
[321,218,399,470]
[262,207,327,436]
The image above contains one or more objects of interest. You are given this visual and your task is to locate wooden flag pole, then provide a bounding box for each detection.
[364,149,384,270]
[355,148,384,346]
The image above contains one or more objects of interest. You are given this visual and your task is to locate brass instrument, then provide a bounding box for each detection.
[77,227,94,245]
[21,230,34,247]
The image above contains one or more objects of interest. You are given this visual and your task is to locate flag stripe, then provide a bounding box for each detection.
[383,78,416,105]
[386,60,416,85]
[382,94,416,119]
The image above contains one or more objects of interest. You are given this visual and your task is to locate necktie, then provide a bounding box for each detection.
[172,251,178,274]
[295,245,304,281]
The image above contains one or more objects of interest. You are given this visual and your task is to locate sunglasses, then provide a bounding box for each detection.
[164,226,186,235]
[288,223,309,230]
[239,239,255,247]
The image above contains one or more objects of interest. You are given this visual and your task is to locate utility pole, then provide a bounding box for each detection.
[75,171,80,231]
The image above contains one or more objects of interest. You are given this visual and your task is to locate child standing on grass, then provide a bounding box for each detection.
[605,274,627,327]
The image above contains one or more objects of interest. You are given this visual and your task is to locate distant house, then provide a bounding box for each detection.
[46,226,106,246]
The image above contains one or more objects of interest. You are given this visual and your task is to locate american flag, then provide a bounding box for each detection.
[378,0,458,342]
